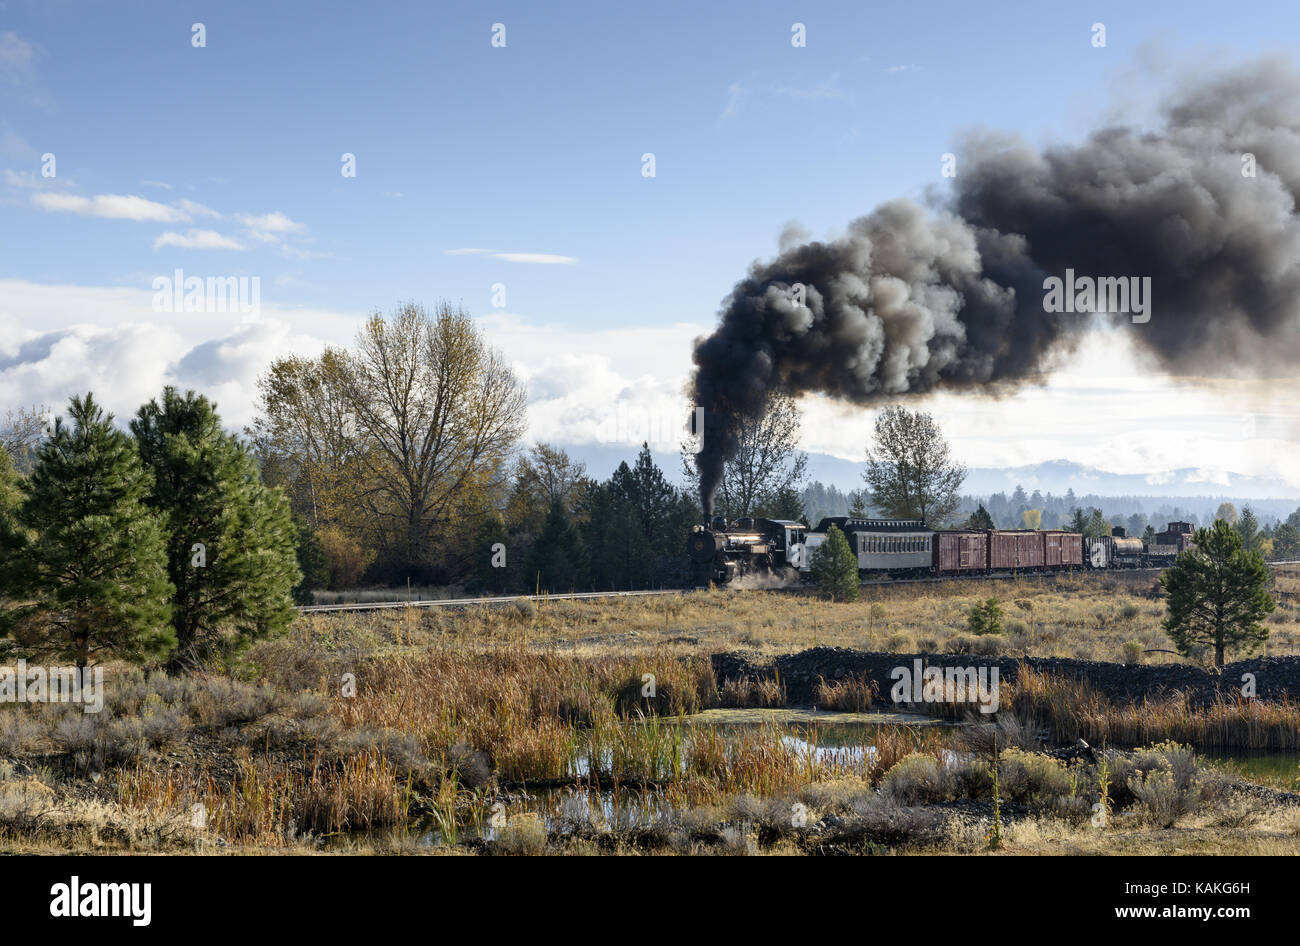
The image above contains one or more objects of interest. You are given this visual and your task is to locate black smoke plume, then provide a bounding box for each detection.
[690,59,1300,515]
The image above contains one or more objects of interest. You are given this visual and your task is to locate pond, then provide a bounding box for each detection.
[1205,751,1300,791]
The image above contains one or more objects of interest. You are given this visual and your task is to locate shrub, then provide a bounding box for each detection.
[810,525,859,601]
[1121,640,1143,664]
[967,599,1004,636]
[879,753,953,805]
[494,812,548,855]
[814,675,875,712]
[996,749,1074,807]
[945,635,979,655]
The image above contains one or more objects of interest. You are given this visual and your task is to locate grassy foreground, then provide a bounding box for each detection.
[304,570,1300,663]
[1,573,1298,855]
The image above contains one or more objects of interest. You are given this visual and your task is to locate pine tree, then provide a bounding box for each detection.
[1273,522,1300,560]
[1234,505,1262,555]
[292,516,329,604]
[1085,508,1109,540]
[968,504,994,530]
[758,484,807,523]
[967,598,1005,636]
[0,394,174,666]
[525,499,588,593]
[1161,520,1274,668]
[470,508,511,593]
[1069,507,1087,534]
[809,524,859,601]
[131,388,299,669]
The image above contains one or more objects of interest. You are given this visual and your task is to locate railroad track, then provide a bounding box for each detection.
[298,588,686,614]
[299,559,1300,613]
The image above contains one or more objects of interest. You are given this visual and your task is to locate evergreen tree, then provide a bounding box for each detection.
[0,394,174,666]
[1085,508,1109,540]
[470,508,512,593]
[967,598,1005,636]
[291,516,329,604]
[1161,520,1274,668]
[809,524,858,601]
[1142,525,1157,545]
[525,499,588,592]
[1069,507,1087,534]
[584,445,699,590]
[1272,522,1300,560]
[968,504,994,529]
[131,388,299,669]
[1234,505,1262,555]
[757,483,807,523]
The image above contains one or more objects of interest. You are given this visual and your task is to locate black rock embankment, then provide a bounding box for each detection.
[712,648,1300,708]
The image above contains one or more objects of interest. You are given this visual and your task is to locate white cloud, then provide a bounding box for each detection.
[443,248,577,264]
[174,198,221,218]
[32,191,188,222]
[237,211,303,234]
[0,32,48,107]
[152,229,246,251]
[4,281,1300,490]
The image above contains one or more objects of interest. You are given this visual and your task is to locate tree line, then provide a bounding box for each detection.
[0,391,298,670]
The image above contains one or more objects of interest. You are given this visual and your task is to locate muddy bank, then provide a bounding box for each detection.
[712,648,1300,707]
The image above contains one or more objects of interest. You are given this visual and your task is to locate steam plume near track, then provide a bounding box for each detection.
[690,59,1300,515]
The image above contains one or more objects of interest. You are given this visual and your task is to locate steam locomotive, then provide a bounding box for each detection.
[688,516,1195,586]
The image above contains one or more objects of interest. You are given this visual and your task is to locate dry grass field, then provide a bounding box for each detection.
[3,570,1299,856]
[297,569,1300,665]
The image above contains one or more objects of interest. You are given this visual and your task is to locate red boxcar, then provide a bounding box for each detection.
[1041,531,1084,568]
[935,531,989,573]
[990,531,1045,570]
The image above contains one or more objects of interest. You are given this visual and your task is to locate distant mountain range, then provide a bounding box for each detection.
[555,443,1300,503]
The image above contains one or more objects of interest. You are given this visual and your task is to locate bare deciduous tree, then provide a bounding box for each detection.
[862,406,965,525]
[342,302,527,565]
[251,301,527,576]
[682,391,807,520]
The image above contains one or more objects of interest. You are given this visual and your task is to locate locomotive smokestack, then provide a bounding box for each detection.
[691,58,1300,511]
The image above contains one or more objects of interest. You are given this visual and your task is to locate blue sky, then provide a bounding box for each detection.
[4,0,1300,492]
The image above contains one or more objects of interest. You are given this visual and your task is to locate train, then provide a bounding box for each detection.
[687,515,1196,586]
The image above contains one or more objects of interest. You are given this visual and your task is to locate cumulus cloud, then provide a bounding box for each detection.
[443,248,577,264]
[32,192,188,222]
[152,229,245,251]
[2,281,1299,489]
[237,211,303,235]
